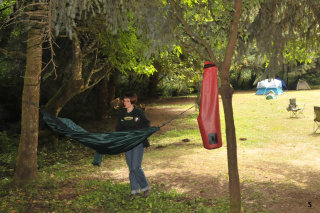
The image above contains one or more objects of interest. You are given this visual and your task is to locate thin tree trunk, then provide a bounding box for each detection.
[96,70,119,119]
[96,76,110,120]
[148,61,161,98]
[148,71,159,98]
[219,0,242,212]
[14,27,43,185]
[106,71,119,104]
[220,84,241,213]
[44,79,83,116]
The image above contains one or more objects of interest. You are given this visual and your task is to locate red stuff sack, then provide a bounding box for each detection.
[197,62,222,149]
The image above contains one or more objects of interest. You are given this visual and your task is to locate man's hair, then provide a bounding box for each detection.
[124,92,138,104]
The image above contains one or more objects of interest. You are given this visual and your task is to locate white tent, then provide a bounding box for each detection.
[296,79,311,90]
[256,79,284,95]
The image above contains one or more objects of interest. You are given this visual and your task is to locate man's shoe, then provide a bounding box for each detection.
[142,188,151,198]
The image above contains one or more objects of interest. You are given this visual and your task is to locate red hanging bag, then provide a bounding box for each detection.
[197,62,222,149]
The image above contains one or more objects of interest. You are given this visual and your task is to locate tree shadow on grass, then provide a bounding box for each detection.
[245,161,320,213]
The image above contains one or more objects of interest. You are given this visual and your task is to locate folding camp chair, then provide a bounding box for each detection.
[286,98,305,118]
[314,106,320,133]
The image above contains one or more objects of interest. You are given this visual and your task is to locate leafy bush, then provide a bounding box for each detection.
[158,76,196,97]
[230,68,257,90]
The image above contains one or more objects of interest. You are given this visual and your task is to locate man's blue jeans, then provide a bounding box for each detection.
[125,143,149,194]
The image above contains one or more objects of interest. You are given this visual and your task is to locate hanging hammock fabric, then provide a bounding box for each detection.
[41,110,160,155]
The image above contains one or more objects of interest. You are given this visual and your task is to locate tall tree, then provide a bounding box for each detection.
[11,0,176,184]
[11,0,118,185]
[167,0,320,212]
[13,3,44,185]
[167,0,242,211]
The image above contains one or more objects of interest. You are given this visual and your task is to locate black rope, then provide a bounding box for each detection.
[22,101,196,128]
[158,105,196,128]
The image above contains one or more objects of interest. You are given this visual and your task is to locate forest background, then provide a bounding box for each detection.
[0,0,319,212]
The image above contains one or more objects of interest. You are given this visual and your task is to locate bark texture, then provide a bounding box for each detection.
[218,0,242,212]
[14,27,43,185]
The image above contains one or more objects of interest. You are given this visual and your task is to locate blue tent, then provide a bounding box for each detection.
[256,79,284,95]
[276,78,288,90]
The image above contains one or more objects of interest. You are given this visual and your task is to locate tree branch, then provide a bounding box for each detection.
[82,40,98,58]
[83,65,112,90]
[168,0,218,64]
[0,48,26,58]
[221,0,242,83]
[42,0,58,78]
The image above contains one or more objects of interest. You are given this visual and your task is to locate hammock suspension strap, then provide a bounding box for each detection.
[158,105,196,128]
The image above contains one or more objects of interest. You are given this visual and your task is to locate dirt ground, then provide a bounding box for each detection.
[92,96,320,213]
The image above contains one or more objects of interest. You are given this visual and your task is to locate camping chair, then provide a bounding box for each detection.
[286,98,305,118]
[314,106,320,133]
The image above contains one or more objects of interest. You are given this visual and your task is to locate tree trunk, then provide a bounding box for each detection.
[44,79,84,116]
[96,70,119,119]
[106,71,119,104]
[148,61,161,98]
[148,71,159,98]
[219,0,242,212]
[96,76,109,119]
[14,27,43,185]
[44,33,84,116]
[220,84,241,213]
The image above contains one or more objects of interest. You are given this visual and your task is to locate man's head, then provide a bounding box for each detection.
[124,92,137,105]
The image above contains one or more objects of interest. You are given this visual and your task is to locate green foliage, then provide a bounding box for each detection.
[172,0,236,62]
[0,131,19,179]
[0,0,15,21]
[98,28,154,75]
[116,72,150,100]
[0,131,18,154]
[230,68,256,90]
[154,45,203,97]
[0,1,26,126]
[158,75,196,97]
[300,57,320,86]
[284,39,319,64]
[245,0,320,78]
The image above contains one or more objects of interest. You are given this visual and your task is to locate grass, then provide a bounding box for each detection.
[0,174,220,213]
[1,90,320,212]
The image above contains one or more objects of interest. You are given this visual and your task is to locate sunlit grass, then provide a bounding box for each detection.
[151,90,320,149]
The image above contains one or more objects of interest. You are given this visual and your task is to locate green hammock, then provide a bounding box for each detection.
[41,110,160,155]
